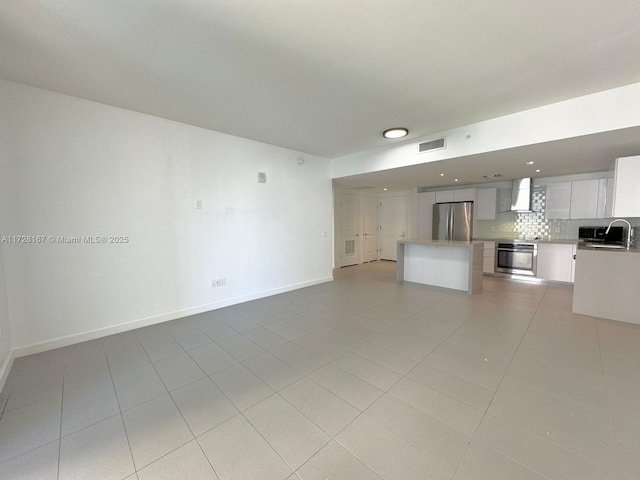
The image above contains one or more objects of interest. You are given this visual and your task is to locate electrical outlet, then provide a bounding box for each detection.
[196,200,203,209]
[211,278,227,288]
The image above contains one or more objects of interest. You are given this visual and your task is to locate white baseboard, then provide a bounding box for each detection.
[13,275,334,358]
[0,349,15,394]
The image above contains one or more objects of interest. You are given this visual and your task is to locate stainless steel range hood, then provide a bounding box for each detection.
[510,178,533,212]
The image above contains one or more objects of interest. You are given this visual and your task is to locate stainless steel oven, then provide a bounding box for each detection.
[495,242,538,276]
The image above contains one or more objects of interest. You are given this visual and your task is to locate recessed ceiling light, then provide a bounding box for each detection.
[454,179,459,182]
[526,161,535,165]
[440,173,445,177]
[383,188,388,191]
[536,169,541,173]
[382,128,409,139]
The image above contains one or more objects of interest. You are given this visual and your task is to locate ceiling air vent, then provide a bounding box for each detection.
[418,137,446,153]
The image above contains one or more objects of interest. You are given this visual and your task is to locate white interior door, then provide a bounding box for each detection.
[338,192,361,267]
[363,194,379,262]
[380,194,407,261]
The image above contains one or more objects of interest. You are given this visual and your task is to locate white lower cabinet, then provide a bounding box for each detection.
[536,243,576,283]
[483,241,495,273]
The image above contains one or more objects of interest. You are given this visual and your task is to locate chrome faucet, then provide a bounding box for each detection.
[606,218,633,248]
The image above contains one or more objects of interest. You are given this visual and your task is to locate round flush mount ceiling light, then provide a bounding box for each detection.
[382,128,409,139]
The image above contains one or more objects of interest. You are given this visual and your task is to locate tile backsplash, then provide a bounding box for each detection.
[475,186,640,240]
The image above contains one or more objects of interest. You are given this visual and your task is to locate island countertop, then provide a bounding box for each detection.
[398,239,484,247]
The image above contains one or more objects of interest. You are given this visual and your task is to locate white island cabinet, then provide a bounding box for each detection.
[573,245,640,324]
[397,240,484,294]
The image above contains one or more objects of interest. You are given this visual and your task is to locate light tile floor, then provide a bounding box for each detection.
[1,261,639,479]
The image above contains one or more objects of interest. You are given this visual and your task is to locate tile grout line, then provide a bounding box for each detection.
[290,282,502,477]
[6,262,636,479]
[137,347,213,476]
[172,334,300,478]
[592,318,621,480]
[451,282,556,479]
[104,341,139,476]
[337,281,512,474]
[56,366,65,480]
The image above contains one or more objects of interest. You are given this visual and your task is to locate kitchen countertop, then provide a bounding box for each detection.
[399,239,483,247]
[475,237,579,245]
[576,243,640,254]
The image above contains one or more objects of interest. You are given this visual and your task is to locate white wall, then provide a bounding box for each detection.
[0,242,12,391]
[0,80,333,355]
[331,82,640,179]
[0,96,15,388]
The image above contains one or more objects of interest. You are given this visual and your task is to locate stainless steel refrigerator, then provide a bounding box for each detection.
[432,201,473,241]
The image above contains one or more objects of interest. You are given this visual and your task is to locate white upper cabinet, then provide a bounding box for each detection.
[548,179,610,220]
[417,191,436,240]
[569,179,600,219]
[545,182,572,219]
[604,177,614,217]
[613,155,640,217]
[453,188,476,202]
[435,188,476,203]
[435,190,454,203]
[476,188,497,220]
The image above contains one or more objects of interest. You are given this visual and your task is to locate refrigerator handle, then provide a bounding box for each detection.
[449,206,454,240]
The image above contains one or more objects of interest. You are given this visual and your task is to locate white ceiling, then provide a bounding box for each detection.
[2,0,640,169]
[332,126,640,191]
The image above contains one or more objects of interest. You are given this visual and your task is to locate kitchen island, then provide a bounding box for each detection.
[396,240,484,294]
[572,244,640,324]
